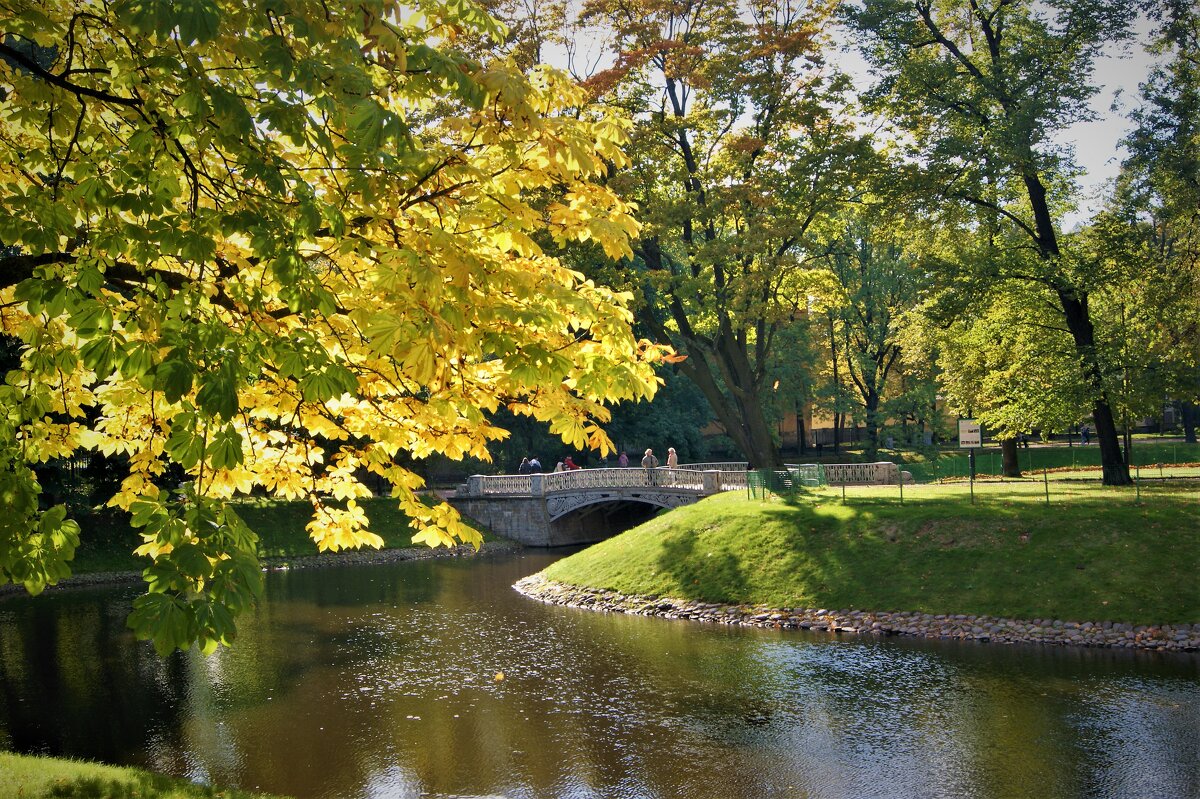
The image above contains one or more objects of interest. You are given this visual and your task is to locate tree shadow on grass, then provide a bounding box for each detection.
[757,488,1198,619]
[655,527,749,604]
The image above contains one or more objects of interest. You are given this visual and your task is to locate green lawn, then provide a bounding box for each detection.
[0,752,288,799]
[68,496,489,575]
[541,481,1200,625]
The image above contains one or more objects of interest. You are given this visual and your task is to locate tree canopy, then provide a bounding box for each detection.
[574,0,872,467]
[0,0,668,653]
[848,0,1138,484]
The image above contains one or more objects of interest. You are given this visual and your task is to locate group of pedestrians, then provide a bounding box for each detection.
[633,447,677,468]
[517,447,679,474]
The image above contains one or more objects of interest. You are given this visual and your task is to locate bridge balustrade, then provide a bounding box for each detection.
[678,461,749,473]
[461,467,742,497]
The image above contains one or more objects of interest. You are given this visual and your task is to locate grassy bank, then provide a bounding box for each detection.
[0,752,287,799]
[541,482,1200,625]
[69,496,489,575]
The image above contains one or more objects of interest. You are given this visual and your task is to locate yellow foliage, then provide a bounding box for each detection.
[0,0,671,654]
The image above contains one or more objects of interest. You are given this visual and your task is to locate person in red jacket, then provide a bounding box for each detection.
[564,456,581,470]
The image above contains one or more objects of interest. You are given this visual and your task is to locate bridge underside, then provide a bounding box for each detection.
[547,498,664,546]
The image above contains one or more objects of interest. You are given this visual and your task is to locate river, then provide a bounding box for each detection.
[0,550,1197,799]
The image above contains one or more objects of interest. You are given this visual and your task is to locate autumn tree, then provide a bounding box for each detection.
[848,0,1138,484]
[0,0,667,653]
[578,0,872,466]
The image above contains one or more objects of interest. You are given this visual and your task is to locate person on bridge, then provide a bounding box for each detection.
[642,448,659,486]
[518,457,531,475]
[529,457,542,473]
[553,461,565,472]
[564,456,581,470]
[618,451,629,468]
[666,447,678,468]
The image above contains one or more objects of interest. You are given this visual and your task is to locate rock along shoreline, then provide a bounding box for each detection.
[513,574,1200,654]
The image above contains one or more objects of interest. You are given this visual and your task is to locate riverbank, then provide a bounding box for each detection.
[523,485,1199,652]
[0,752,288,799]
[0,539,522,597]
[0,495,516,597]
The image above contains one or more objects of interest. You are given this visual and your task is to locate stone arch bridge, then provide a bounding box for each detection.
[449,461,908,546]
[449,465,748,546]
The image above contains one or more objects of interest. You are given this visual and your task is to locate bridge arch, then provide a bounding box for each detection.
[545,489,700,521]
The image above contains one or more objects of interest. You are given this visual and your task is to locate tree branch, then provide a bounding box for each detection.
[0,39,142,108]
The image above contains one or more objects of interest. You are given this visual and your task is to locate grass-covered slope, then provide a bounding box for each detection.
[0,752,288,799]
[540,484,1200,625]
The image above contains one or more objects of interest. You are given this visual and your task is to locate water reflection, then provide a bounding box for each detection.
[0,551,1197,799]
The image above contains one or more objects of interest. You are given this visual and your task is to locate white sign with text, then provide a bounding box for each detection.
[958,419,981,448]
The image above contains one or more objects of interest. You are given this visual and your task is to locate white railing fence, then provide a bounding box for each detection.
[822,462,902,485]
[457,461,909,497]
[460,467,736,497]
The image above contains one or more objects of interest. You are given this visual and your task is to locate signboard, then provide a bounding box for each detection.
[958,419,981,448]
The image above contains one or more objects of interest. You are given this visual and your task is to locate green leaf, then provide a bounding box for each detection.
[156,356,194,403]
[80,335,119,378]
[219,507,259,550]
[195,363,239,420]
[210,549,263,613]
[128,593,192,656]
[205,423,244,470]
[68,299,113,337]
[129,496,166,528]
[171,542,213,580]
[193,600,236,654]
[119,341,157,379]
[275,342,308,379]
[299,364,357,403]
[165,418,205,469]
[77,266,105,295]
[175,0,221,44]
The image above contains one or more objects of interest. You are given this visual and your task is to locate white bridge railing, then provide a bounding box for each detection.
[459,467,743,497]
[457,461,907,497]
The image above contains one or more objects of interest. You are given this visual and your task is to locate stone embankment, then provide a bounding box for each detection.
[514,575,1200,653]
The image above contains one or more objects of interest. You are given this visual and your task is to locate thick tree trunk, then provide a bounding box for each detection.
[863,392,881,462]
[1022,170,1130,486]
[1182,400,1197,444]
[1001,437,1020,477]
[637,239,782,468]
[674,342,781,467]
[1056,292,1131,485]
[828,313,841,454]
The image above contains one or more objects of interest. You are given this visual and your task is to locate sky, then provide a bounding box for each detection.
[1059,17,1160,226]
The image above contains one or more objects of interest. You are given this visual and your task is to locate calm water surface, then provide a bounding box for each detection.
[0,550,1197,799]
